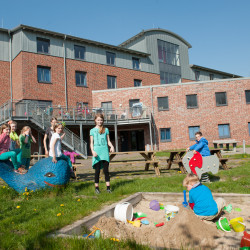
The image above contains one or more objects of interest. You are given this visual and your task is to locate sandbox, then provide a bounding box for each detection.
[51,192,250,249]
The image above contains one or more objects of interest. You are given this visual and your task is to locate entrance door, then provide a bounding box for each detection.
[131,130,145,151]
[120,131,129,152]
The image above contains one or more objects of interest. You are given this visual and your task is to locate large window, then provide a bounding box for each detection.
[134,79,142,87]
[129,99,140,108]
[210,74,214,80]
[37,38,50,54]
[158,40,180,66]
[245,90,250,104]
[132,57,140,70]
[107,75,116,89]
[215,92,227,106]
[189,126,200,140]
[195,71,200,81]
[218,124,230,138]
[74,45,85,60]
[106,52,116,65]
[157,96,169,111]
[160,71,181,84]
[160,128,171,142]
[37,66,51,83]
[75,71,87,86]
[186,94,198,109]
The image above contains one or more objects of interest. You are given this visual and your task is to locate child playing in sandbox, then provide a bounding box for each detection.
[183,173,225,221]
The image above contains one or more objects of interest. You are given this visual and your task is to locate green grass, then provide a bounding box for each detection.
[0,157,249,249]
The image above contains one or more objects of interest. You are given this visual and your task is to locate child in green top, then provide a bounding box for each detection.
[90,113,114,194]
[9,120,20,151]
[19,126,37,170]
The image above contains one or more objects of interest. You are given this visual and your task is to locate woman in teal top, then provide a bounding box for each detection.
[90,113,114,194]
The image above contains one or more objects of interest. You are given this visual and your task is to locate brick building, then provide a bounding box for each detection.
[0,25,249,155]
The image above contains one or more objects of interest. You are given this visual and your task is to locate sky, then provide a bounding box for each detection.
[1,0,250,77]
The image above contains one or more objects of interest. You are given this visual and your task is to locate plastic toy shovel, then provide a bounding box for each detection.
[127,220,141,228]
[183,190,188,207]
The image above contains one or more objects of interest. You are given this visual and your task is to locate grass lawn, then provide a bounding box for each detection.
[0,155,249,249]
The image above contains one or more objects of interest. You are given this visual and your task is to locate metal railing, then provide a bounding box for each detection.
[0,100,87,158]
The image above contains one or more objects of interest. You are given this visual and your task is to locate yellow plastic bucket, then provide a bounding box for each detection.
[230,217,245,232]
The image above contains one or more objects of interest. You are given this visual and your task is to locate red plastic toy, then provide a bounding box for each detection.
[241,231,250,248]
[155,222,164,227]
[189,152,203,175]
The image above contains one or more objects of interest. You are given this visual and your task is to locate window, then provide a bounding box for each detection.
[157,96,169,111]
[132,57,140,70]
[106,52,116,65]
[160,71,181,84]
[189,126,200,140]
[186,94,198,109]
[129,99,140,108]
[160,128,171,142]
[158,40,180,66]
[107,75,116,89]
[37,38,50,54]
[245,90,250,104]
[218,124,230,138]
[74,45,85,60]
[77,102,88,109]
[215,92,227,106]
[209,74,214,80]
[249,123,250,136]
[101,101,112,114]
[134,79,142,87]
[37,66,51,83]
[75,71,87,86]
[195,71,200,81]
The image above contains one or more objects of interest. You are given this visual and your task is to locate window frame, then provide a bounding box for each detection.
[209,73,214,80]
[74,45,85,60]
[160,128,171,142]
[188,126,200,140]
[218,124,231,139]
[132,57,140,70]
[195,70,200,81]
[245,90,250,104]
[186,94,198,109]
[75,71,87,87]
[160,71,181,84]
[248,122,250,136]
[134,79,142,87]
[106,52,116,66]
[215,92,228,106]
[37,66,51,83]
[157,96,169,111]
[101,101,113,115]
[37,37,50,54]
[107,75,117,89]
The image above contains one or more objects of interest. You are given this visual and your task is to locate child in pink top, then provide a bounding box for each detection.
[0,124,25,174]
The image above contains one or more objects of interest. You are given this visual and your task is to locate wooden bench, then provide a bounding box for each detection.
[213,139,239,152]
[219,158,229,170]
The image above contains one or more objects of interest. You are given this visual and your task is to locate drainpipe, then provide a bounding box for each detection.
[150,86,157,150]
[8,30,13,117]
[63,35,68,110]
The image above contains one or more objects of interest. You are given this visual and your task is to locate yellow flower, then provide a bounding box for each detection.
[34,209,37,211]
[31,190,33,192]
[25,187,27,192]
[2,186,6,188]
[12,222,14,224]
[26,198,28,200]
[26,192,29,195]
[16,206,20,209]
[77,199,80,202]
[110,238,119,242]
[60,204,64,207]
[57,213,61,216]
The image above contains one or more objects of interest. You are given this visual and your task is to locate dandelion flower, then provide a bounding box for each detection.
[25,187,27,192]
[3,186,6,188]
[77,199,80,202]
[12,222,14,224]
[60,204,64,207]
[16,206,20,209]
[57,213,61,216]
[34,209,37,211]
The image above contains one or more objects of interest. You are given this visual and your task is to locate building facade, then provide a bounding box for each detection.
[0,25,249,155]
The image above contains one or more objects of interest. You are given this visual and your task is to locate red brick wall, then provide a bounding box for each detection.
[93,79,250,149]
[0,61,10,103]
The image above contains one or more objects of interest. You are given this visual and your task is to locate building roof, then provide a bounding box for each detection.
[9,24,150,57]
[119,28,192,48]
[190,64,242,78]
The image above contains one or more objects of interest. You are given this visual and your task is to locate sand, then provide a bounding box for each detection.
[95,199,250,249]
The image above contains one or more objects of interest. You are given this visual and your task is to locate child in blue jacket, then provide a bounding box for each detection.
[186,131,210,156]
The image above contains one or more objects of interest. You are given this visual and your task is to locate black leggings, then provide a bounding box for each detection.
[94,160,110,184]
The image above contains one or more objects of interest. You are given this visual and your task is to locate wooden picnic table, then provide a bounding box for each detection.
[109,151,160,175]
[166,150,187,173]
[210,149,229,170]
[213,139,239,152]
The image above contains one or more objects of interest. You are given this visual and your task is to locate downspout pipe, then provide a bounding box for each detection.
[150,86,157,150]
[63,35,68,110]
[8,30,13,118]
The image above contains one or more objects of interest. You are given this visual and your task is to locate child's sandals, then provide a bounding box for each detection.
[15,167,28,175]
